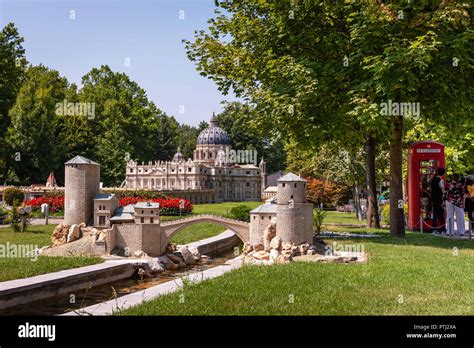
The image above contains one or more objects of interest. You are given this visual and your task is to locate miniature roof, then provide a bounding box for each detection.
[65,155,99,165]
[110,204,135,221]
[264,186,278,192]
[250,203,277,214]
[277,172,307,182]
[94,193,115,200]
[135,202,160,209]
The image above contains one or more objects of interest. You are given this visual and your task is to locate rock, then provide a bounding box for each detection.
[242,242,253,255]
[253,250,270,261]
[147,257,165,273]
[253,243,264,252]
[269,236,282,250]
[67,224,81,243]
[178,246,197,265]
[157,255,177,270]
[97,231,106,242]
[78,222,86,229]
[307,249,316,255]
[133,250,146,258]
[282,242,292,251]
[188,246,201,261]
[299,243,310,255]
[166,243,177,253]
[263,220,277,251]
[51,223,71,246]
[269,248,280,262]
[200,255,211,264]
[276,253,292,264]
[167,253,184,264]
[291,244,300,257]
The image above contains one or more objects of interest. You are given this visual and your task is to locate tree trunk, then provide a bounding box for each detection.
[365,133,380,228]
[353,184,362,221]
[389,115,405,237]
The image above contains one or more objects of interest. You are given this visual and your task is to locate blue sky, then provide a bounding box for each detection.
[0,0,236,126]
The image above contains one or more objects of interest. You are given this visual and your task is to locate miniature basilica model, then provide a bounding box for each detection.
[124,113,265,203]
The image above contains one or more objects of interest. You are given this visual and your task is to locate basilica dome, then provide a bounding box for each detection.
[197,113,231,146]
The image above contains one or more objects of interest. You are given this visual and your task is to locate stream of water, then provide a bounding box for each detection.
[0,250,236,316]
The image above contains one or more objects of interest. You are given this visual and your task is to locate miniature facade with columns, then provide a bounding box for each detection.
[124,113,265,203]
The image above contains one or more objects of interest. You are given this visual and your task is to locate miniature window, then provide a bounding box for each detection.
[188,168,191,172]
[141,210,144,214]
[246,182,250,187]
[282,183,286,187]
[140,217,144,223]
[261,216,264,220]
[150,217,154,223]
[253,216,256,220]
[291,195,293,199]
[294,183,297,188]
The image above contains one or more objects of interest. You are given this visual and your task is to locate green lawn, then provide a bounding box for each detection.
[323,211,365,225]
[170,223,227,245]
[120,227,474,315]
[163,201,262,244]
[0,225,102,282]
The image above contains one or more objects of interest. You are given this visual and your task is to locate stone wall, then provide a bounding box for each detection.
[64,164,100,225]
[276,203,313,244]
[250,213,275,245]
[108,223,163,256]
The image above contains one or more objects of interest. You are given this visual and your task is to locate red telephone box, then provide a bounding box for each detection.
[407,141,445,231]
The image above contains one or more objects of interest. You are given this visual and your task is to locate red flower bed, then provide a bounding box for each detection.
[25,193,192,216]
[26,195,65,213]
[119,196,193,215]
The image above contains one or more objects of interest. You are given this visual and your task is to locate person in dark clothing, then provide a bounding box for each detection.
[465,176,474,233]
[431,167,445,233]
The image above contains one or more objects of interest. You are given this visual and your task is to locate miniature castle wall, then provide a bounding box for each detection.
[250,212,276,245]
[249,173,314,246]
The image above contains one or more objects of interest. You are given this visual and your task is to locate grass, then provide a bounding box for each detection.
[120,226,474,315]
[0,224,102,282]
[170,223,227,245]
[323,211,365,225]
[163,201,262,244]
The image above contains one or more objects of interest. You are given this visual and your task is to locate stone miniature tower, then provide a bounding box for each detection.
[259,158,266,197]
[275,173,313,244]
[64,156,100,226]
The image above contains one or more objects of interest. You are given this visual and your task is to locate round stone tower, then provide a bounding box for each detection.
[275,173,313,244]
[64,156,100,226]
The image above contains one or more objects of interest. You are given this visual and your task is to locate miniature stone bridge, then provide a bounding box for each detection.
[160,214,249,250]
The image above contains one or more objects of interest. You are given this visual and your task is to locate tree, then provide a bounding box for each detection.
[0,23,26,183]
[185,0,473,237]
[79,65,174,163]
[7,65,69,183]
[96,101,134,187]
[216,101,286,173]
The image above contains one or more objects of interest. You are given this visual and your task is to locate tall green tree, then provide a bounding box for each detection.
[185,0,473,237]
[0,23,26,182]
[7,65,69,182]
[216,101,286,173]
[96,100,134,186]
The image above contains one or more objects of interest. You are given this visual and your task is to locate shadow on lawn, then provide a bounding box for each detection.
[325,226,474,251]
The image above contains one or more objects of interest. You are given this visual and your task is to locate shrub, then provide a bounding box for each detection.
[3,187,24,206]
[306,178,349,208]
[229,205,252,222]
[313,208,327,235]
[381,203,408,224]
